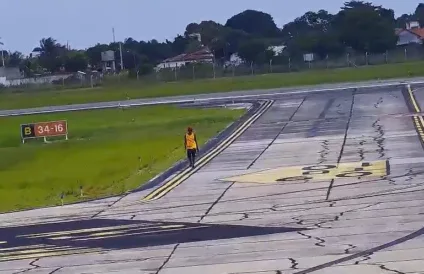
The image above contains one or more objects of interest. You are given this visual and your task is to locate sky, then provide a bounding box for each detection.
[1,0,423,54]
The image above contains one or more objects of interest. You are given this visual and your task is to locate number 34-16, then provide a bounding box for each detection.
[37,124,64,134]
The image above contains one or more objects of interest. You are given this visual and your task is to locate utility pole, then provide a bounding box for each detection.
[113,27,124,70]
[0,38,4,67]
[119,42,124,70]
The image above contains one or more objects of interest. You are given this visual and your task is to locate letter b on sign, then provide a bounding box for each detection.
[21,124,35,138]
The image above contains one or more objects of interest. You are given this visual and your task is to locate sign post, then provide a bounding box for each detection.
[21,120,68,144]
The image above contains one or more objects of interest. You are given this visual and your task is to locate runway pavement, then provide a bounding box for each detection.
[3,77,424,117]
[2,84,424,273]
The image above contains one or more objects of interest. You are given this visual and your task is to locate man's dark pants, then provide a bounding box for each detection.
[187,149,197,167]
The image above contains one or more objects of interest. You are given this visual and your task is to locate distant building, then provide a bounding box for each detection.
[0,67,22,80]
[225,53,243,67]
[155,47,214,71]
[268,45,286,55]
[396,21,424,46]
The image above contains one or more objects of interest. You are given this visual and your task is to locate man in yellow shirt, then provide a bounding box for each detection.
[184,126,199,168]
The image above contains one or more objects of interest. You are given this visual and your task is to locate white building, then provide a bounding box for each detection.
[396,21,424,46]
[155,47,214,71]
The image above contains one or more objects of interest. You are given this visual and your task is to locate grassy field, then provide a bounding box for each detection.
[2,61,424,110]
[0,105,244,212]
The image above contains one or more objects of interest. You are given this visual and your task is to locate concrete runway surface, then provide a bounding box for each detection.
[2,84,424,273]
[3,77,424,117]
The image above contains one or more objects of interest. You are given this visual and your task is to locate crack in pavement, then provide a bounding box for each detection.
[374,97,383,108]
[371,119,386,159]
[293,202,380,250]
[358,140,366,161]
[405,168,414,184]
[156,244,180,274]
[379,264,406,274]
[13,258,41,273]
[48,267,63,274]
[344,244,357,254]
[29,258,40,268]
[292,217,305,225]
[289,258,299,269]
[354,252,373,265]
[239,213,249,221]
[318,140,330,164]
[297,231,326,247]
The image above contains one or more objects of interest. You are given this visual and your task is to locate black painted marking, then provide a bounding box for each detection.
[307,98,336,138]
[326,90,355,200]
[325,179,335,201]
[386,159,391,176]
[247,98,305,169]
[302,165,337,171]
[0,219,304,261]
[277,176,313,182]
[293,226,424,273]
[319,98,335,119]
[198,182,235,223]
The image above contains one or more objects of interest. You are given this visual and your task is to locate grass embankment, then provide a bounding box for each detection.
[2,61,424,110]
[0,105,244,212]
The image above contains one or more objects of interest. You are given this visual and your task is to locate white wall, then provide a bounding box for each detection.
[0,74,72,87]
[155,61,186,71]
[397,30,422,46]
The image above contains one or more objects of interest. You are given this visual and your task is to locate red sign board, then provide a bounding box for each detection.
[21,120,68,142]
[34,120,67,137]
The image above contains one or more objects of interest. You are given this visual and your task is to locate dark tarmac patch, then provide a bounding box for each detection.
[0,219,305,261]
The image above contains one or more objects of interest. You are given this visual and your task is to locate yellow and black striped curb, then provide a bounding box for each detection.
[142,100,274,201]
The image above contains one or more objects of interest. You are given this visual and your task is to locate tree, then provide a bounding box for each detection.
[237,39,268,63]
[281,10,335,41]
[170,35,190,55]
[396,13,413,28]
[6,51,24,67]
[64,51,88,72]
[86,43,109,68]
[225,10,279,37]
[334,1,397,53]
[184,20,225,46]
[414,3,424,27]
[34,37,67,72]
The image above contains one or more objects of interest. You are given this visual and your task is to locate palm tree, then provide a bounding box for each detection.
[33,37,67,72]
[33,37,62,56]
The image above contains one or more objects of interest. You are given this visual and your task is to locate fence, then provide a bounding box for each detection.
[155,46,424,82]
[2,45,424,91]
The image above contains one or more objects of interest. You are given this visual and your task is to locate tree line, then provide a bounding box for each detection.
[2,1,424,77]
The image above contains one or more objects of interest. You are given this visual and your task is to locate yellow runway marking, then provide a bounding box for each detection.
[73,225,209,241]
[222,161,388,183]
[142,100,274,201]
[18,223,145,239]
[407,84,424,143]
[0,247,103,262]
[48,224,185,240]
[0,244,45,252]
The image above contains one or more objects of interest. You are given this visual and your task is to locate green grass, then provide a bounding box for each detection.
[0,105,244,213]
[2,61,424,110]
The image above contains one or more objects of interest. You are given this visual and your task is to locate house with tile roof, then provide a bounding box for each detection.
[397,21,424,46]
[155,47,214,71]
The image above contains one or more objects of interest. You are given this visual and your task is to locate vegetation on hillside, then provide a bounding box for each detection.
[2,1,424,77]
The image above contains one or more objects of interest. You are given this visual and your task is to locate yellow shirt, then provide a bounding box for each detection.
[185,133,197,149]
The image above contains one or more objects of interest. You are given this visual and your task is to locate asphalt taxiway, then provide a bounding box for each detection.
[2,83,424,273]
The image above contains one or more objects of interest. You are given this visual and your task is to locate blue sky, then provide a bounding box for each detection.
[1,0,422,54]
